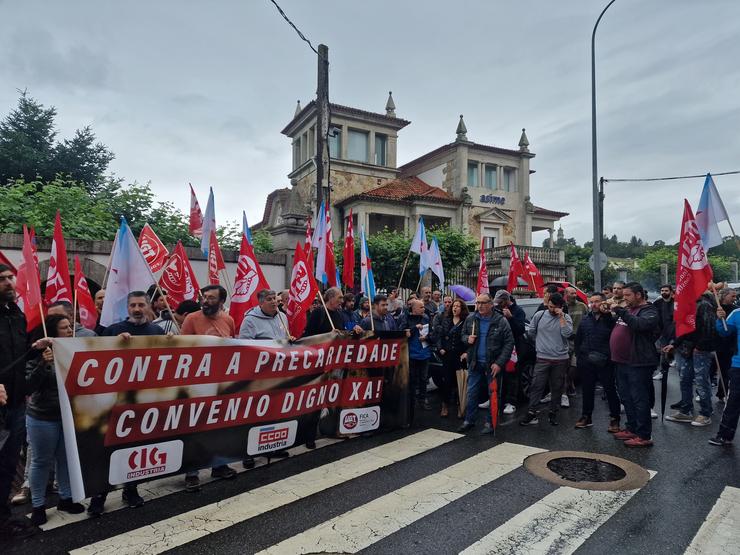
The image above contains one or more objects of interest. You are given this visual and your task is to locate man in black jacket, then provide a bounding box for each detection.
[609,282,659,447]
[457,293,514,434]
[652,284,675,380]
[574,293,619,432]
[0,264,49,538]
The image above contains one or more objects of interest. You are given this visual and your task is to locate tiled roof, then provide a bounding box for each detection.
[337,177,460,206]
[257,187,291,227]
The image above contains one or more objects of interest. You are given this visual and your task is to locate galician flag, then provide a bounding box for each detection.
[410,216,432,275]
[200,187,216,256]
[360,225,376,299]
[429,236,445,291]
[311,202,338,286]
[101,218,156,326]
[696,173,731,249]
[242,211,253,244]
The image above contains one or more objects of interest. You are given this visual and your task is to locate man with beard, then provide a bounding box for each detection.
[652,285,675,380]
[179,285,238,490]
[608,282,659,447]
[0,265,51,538]
[181,285,236,337]
[360,294,398,331]
[90,291,166,516]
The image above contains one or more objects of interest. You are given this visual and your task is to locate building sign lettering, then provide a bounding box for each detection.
[480,195,505,205]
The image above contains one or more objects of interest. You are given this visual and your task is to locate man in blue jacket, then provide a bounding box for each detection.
[712,303,740,446]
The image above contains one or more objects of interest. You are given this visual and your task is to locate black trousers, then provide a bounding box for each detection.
[579,359,620,419]
[718,366,740,440]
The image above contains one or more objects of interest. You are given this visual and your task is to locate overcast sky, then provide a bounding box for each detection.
[2,0,739,245]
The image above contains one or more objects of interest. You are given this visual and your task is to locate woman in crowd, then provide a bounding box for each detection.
[435,299,469,417]
[25,314,85,525]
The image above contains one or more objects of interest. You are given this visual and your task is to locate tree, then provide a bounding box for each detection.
[251,229,273,254]
[0,92,114,192]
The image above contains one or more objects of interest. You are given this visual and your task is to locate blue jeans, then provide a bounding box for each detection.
[26,415,72,508]
[676,349,713,417]
[464,362,494,425]
[616,364,652,440]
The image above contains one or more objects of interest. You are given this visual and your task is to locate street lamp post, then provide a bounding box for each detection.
[591,0,617,291]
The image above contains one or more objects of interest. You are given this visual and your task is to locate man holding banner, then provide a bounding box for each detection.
[90,291,166,516]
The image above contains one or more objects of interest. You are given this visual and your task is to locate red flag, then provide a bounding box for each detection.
[490,377,499,432]
[304,216,314,278]
[507,242,526,293]
[286,243,319,338]
[189,183,204,238]
[477,239,489,295]
[342,209,355,289]
[44,212,73,305]
[138,224,169,273]
[324,204,338,287]
[229,234,271,332]
[159,241,200,307]
[207,228,226,285]
[0,249,16,273]
[523,251,545,292]
[73,255,98,330]
[675,199,714,338]
[18,225,43,331]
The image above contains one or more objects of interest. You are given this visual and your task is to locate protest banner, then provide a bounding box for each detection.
[52,331,409,500]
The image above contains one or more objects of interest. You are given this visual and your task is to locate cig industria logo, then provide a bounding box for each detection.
[109,440,184,484]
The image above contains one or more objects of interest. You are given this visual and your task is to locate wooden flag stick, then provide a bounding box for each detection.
[72,292,77,338]
[710,281,728,331]
[38,303,47,338]
[315,284,336,332]
[396,251,411,292]
[156,284,181,334]
[712,351,728,400]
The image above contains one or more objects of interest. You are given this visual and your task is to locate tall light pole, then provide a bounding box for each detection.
[591,0,617,291]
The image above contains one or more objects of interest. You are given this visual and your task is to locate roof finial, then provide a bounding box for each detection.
[385,91,396,117]
[294,100,302,117]
[518,128,529,152]
[456,114,468,142]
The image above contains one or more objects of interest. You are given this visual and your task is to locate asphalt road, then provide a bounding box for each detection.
[5,372,739,555]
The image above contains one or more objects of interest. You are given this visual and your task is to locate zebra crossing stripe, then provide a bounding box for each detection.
[38,437,344,531]
[685,486,740,555]
[460,471,656,555]
[69,428,461,555]
[257,442,545,555]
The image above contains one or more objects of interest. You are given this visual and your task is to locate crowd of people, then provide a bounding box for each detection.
[1,259,738,539]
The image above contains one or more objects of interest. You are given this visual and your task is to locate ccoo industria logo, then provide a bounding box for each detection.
[247,421,298,456]
[109,440,184,485]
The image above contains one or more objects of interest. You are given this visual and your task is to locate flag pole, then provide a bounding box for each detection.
[38,303,47,338]
[72,291,77,338]
[711,351,728,400]
[315,281,336,332]
[396,251,411,293]
[710,281,728,332]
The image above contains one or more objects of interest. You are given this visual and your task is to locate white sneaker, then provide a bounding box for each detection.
[695,395,701,402]
[503,403,516,415]
[620,404,625,414]
[691,415,712,427]
[561,394,570,408]
[652,371,663,380]
[540,393,552,404]
[650,409,658,419]
[478,400,490,409]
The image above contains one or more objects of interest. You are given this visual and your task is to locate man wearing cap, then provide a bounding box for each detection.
[493,290,526,415]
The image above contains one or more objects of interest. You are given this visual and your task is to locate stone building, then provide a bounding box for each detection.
[257,93,567,254]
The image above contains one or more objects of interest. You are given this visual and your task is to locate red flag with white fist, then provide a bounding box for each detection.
[73,255,98,330]
[138,224,169,273]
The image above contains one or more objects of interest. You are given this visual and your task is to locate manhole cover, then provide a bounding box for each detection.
[523,450,650,491]
[546,457,626,483]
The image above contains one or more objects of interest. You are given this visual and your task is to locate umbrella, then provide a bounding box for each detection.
[456,368,468,418]
[490,276,528,288]
[490,374,499,433]
[449,284,476,302]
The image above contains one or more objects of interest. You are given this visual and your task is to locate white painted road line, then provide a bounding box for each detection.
[70,428,461,555]
[460,472,656,555]
[685,486,740,555]
[257,442,545,555]
[38,437,344,531]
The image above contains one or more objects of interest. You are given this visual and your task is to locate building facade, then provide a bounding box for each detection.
[258,93,567,253]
